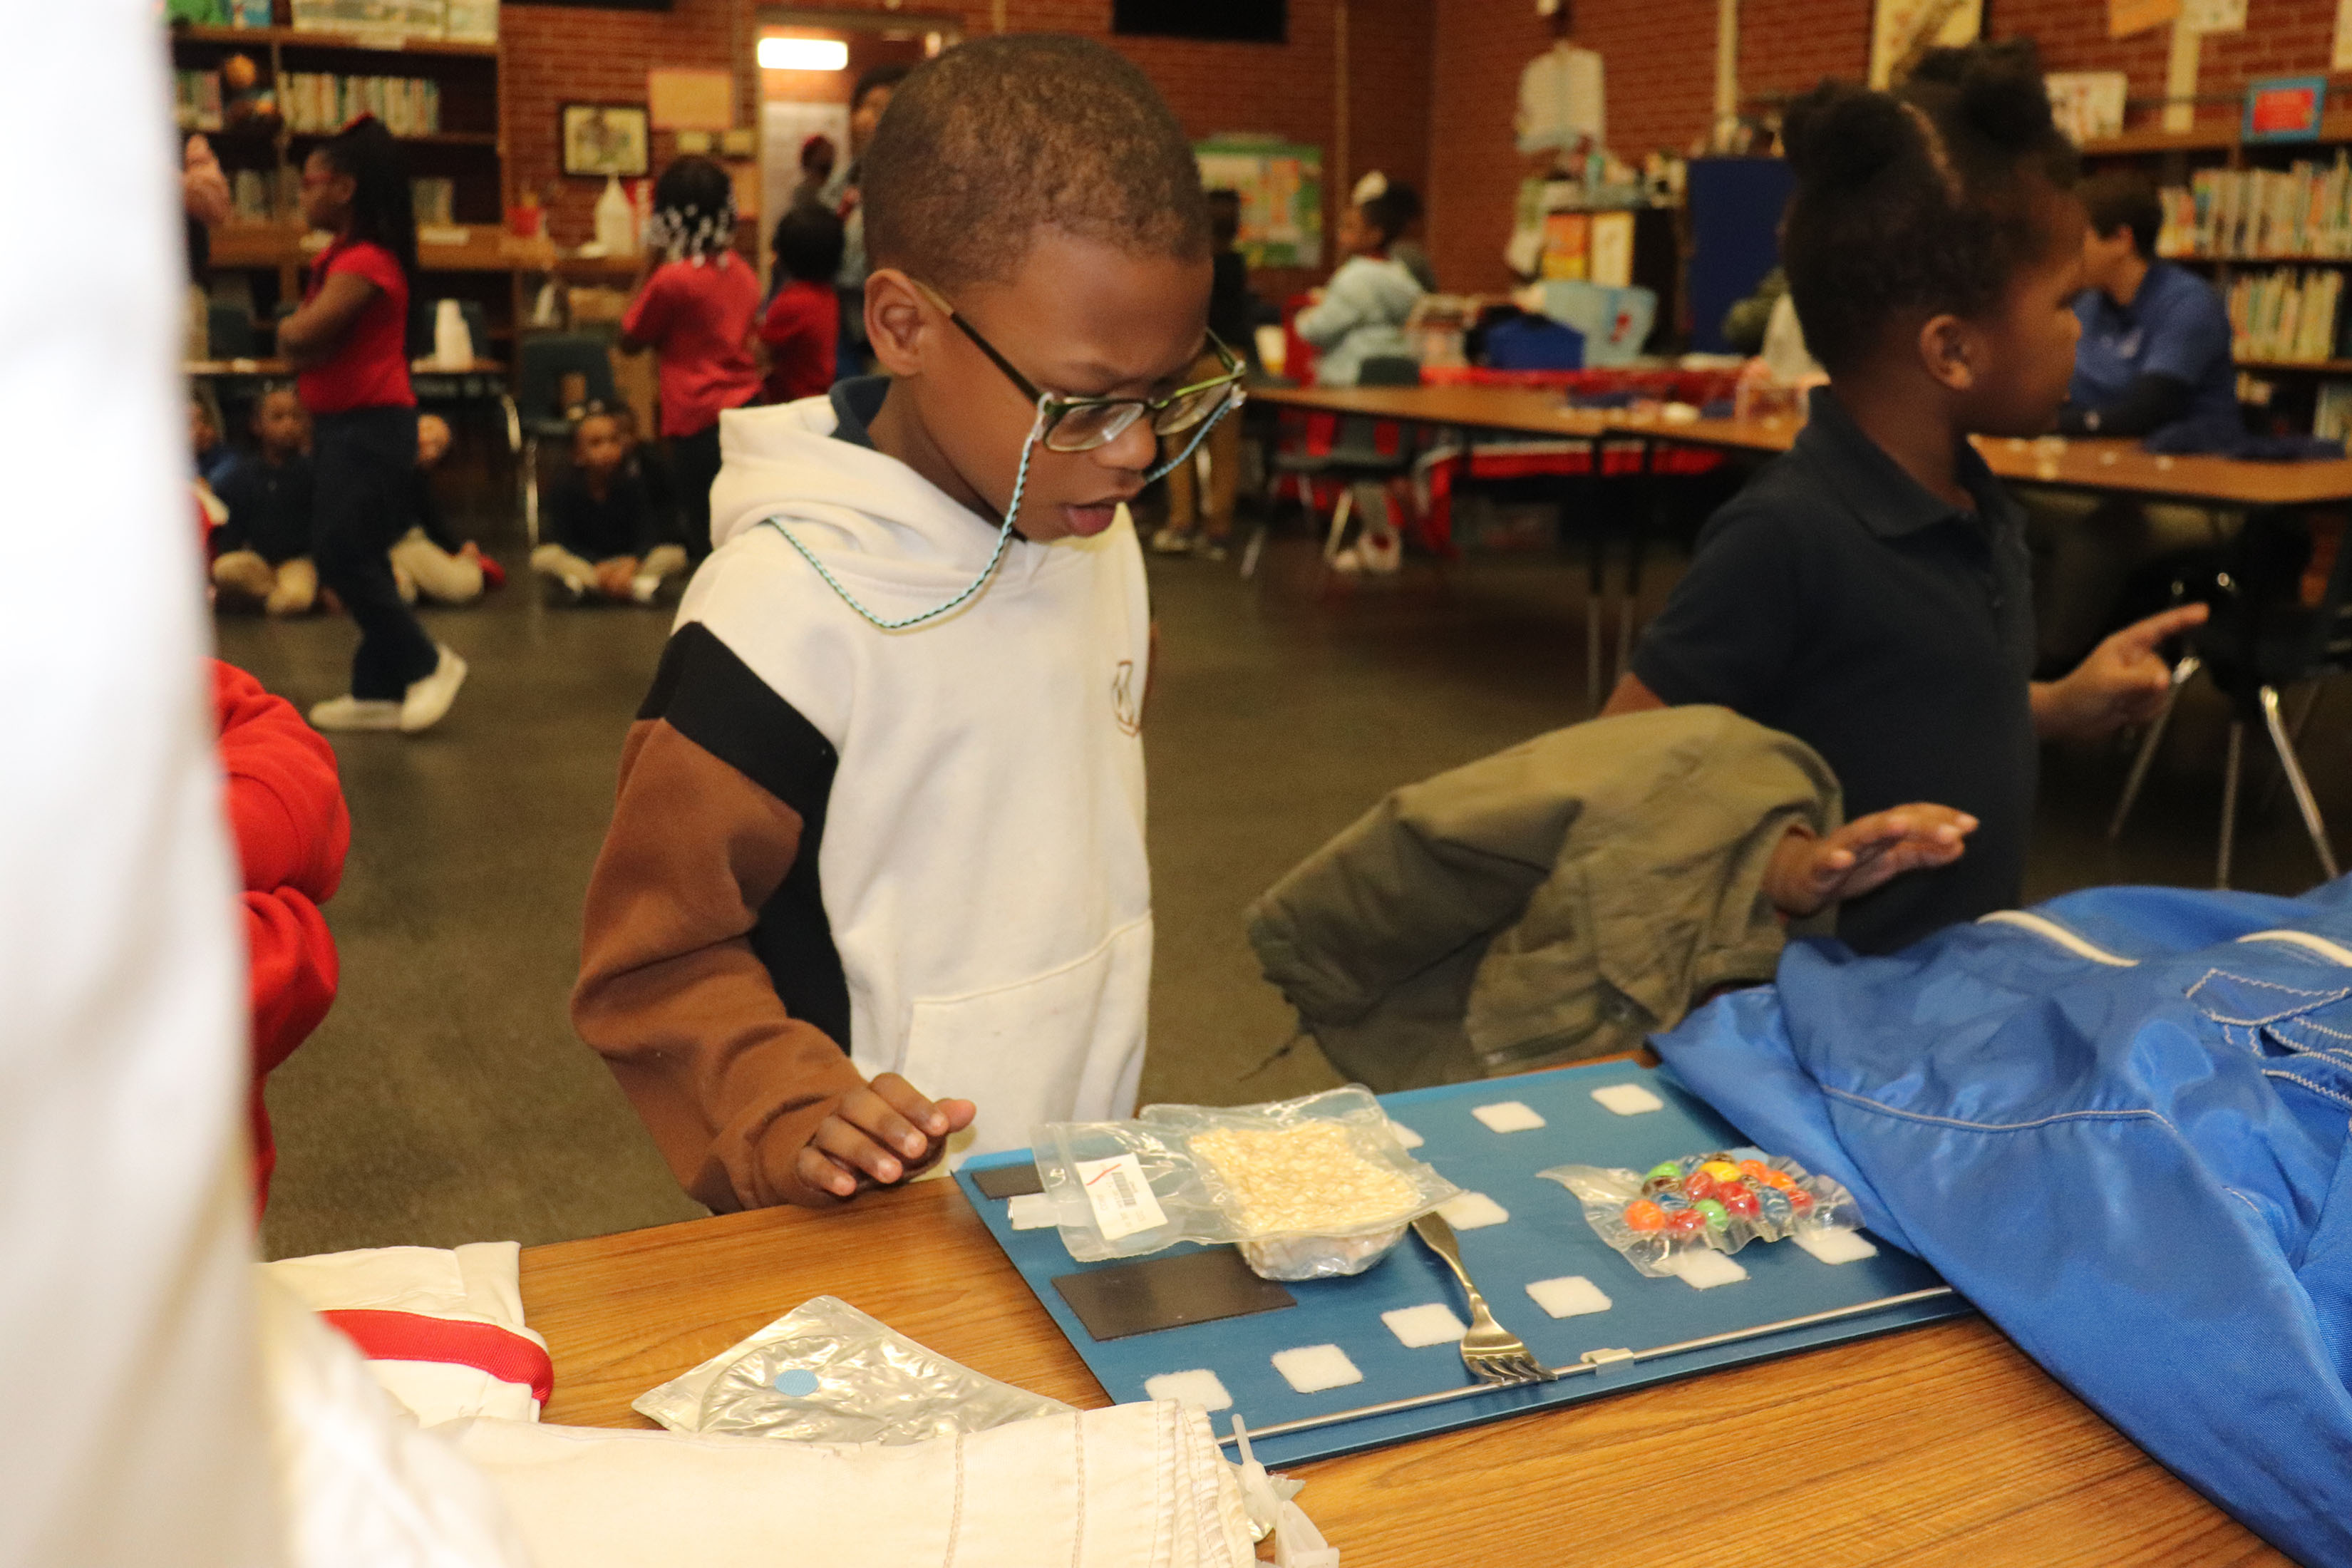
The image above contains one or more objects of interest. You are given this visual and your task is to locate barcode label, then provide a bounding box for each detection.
[1074,1153,1168,1241]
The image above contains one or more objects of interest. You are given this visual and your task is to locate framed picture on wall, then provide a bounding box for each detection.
[561,104,651,178]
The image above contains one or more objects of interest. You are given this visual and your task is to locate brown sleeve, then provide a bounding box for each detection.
[572,717,868,1212]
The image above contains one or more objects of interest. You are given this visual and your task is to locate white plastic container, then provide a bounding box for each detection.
[430,298,473,369]
[594,175,636,257]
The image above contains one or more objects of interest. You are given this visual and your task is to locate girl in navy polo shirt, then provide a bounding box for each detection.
[278,116,466,733]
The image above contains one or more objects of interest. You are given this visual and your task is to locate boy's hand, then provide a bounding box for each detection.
[595,557,639,598]
[2033,604,2207,741]
[795,1073,979,1200]
[1764,805,1976,919]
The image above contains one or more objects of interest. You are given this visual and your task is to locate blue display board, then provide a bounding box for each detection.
[956,1061,1967,1468]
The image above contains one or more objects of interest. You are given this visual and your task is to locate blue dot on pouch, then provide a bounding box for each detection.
[773,1368,820,1397]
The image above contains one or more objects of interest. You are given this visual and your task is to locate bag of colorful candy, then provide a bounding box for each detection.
[1537,1148,1862,1278]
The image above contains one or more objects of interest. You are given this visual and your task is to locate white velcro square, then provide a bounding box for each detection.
[1589,1083,1666,1116]
[1272,1344,1364,1395]
[1007,1193,1058,1230]
[1435,1192,1510,1229]
[1144,1369,1234,1411]
[1381,1303,1469,1348]
[1792,1227,1878,1264]
[1666,1250,1749,1289]
[1387,1120,1425,1149]
[1471,1101,1546,1133]
[1525,1275,1614,1319]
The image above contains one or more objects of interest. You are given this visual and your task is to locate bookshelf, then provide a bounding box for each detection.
[2080,115,2352,436]
[168,16,517,357]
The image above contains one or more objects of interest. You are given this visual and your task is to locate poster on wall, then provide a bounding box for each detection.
[648,68,735,132]
[2182,0,2244,30]
[1869,0,1982,88]
[1195,136,1322,269]
[2336,0,2352,70]
[2108,0,2177,38]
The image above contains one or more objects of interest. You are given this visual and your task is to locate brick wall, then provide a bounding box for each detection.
[500,0,1437,301]
[1998,0,2348,132]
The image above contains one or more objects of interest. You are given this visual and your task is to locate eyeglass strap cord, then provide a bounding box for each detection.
[760,391,1238,634]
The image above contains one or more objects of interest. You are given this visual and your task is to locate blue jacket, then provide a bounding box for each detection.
[1656,881,2352,1567]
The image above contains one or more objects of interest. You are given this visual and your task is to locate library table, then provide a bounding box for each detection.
[1250,381,2352,508]
[518,1178,2284,1567]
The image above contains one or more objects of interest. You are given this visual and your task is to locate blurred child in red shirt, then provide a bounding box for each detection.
[215,661,351,1210]
[759,202,843,406]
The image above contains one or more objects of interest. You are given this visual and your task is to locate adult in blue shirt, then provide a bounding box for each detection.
[2028,172,2239,668]
[2058,172,2239,443]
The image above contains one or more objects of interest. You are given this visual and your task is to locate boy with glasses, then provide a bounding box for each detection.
[572,35,1242,1211]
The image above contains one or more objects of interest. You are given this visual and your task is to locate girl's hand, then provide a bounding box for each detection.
[1764,806,1976,919]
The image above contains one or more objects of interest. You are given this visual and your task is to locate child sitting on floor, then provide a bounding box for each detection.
[572,36,1247,1209]
[212,386,318,616]
[533,406,686,604]
[760,202,844,406]
[1607,43,2204,956]
[388,412,488,606]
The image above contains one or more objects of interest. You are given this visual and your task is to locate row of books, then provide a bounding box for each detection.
[225,169,454,226]
[2227,267,2348,364]
[282,73,441,135]
[2157,156,2352,260]
[172,69,227,133]
[287,0,498,42]
[2315,383,2352,443]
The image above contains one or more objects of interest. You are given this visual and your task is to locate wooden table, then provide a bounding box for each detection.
[1254,381,2352,509]
[520,1181,2284,1567]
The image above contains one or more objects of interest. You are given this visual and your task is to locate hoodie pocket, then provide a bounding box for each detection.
[901,918,1152,1150]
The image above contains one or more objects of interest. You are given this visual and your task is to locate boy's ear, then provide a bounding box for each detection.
[865,269,930,378]
[1917,314,1976,393]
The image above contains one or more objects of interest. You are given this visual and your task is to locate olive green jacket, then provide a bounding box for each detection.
[1247,706,1841,1092]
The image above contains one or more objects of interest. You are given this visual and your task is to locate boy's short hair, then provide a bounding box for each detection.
[861,34,1212,292]
[1361,182,1422,246]
[770,202,847,284]
[1781,40,2080,376]
[569,404,619,448]
[2079,170,2161,258]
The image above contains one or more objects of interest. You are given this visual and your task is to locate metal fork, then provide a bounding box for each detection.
[1410,1212,1552,1386]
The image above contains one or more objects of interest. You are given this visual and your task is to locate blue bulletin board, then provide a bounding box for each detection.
[956,1061,1969,1470]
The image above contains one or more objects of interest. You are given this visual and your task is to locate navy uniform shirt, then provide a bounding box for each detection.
[2070,261,2239,445]
[1629,387,2038,954]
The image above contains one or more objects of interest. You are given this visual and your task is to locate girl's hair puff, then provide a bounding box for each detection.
[1780,40,2079,376]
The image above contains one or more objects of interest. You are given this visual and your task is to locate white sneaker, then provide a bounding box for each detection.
[629,574,662,604]
[1331,531,1403,574]
[309,695,403,731]
[399,644,468,733]
[1149,527,1194,555]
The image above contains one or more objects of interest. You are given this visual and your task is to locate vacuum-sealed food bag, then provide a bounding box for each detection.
[1539,1147,1863,1279]
[1036,1086,1459,1279]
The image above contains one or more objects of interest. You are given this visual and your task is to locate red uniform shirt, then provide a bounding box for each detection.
[758,279,840,406]
[624,255,763,438]
[297,237,414,413]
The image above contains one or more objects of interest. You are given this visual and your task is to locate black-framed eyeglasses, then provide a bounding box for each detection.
[912,279,1245,455]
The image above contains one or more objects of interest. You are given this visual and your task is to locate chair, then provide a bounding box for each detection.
[1247,356,1423,579]
[513,333,620,546]
[2110,510,2349,887]
[206,302,258,360]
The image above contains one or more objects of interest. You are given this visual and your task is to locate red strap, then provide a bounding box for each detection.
[321,1309,554,1405]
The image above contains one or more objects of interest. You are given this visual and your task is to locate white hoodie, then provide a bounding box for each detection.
[679,386,1153,1162]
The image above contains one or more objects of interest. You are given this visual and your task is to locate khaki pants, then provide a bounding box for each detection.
[1165,409,1242,540]
[389,527,484,606]
[531,542,686,597]
[212,551,317,617]
[2021,488,2232,668]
